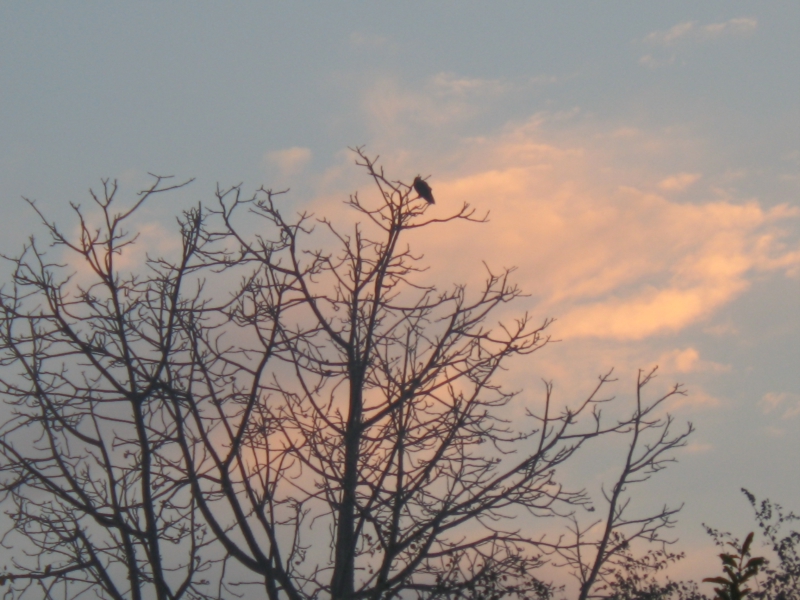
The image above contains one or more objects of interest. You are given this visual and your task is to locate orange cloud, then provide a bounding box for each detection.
[559,287,737,340]
[295,106,797,347]
[393,116,800,341]
[656,347,730,374]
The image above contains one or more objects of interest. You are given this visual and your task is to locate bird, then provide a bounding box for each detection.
[413,176,435,204]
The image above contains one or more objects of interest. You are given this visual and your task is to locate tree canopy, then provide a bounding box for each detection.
[0,150,692,600]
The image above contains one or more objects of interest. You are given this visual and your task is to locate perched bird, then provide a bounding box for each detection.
[413,176,435,204]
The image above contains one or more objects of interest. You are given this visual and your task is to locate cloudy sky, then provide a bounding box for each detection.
[1,2,798,585]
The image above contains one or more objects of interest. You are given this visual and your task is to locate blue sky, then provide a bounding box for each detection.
[1,2,798,585]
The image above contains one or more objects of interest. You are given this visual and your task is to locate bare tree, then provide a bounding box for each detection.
[0,176,216,600]
[549,368,694,600]
[0,149,693,600]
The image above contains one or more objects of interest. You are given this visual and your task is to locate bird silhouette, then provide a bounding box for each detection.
[413,176,435,204]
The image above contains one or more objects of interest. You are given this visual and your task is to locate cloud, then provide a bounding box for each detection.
[702,18,758,39]
[639,18,757,68]
[656,347,729,374]
[659,172,701,191]
[643,18,757,46]
[361,74,517,141]
[264,147,312,177]
[760,392,800,420]
[312,87,798,347]
[638,54,676,69]
[395,115,800,341]
[559,286,742,340]
[362,77,452,137]
[358,73,566,148]
[673,389,722,411]
[644,21,697,45]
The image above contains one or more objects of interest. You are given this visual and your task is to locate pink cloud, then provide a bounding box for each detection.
[656,347,730,374]
[395,117,800,341]
[305,108,797,347]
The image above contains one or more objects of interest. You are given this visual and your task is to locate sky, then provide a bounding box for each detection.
[1,1,798,588]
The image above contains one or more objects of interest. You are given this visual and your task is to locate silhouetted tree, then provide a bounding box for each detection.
[0,149,693,600]
[0,176,213,600]
[703,532,765,600]
[743,490,800,600]
[549,368,693,600]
